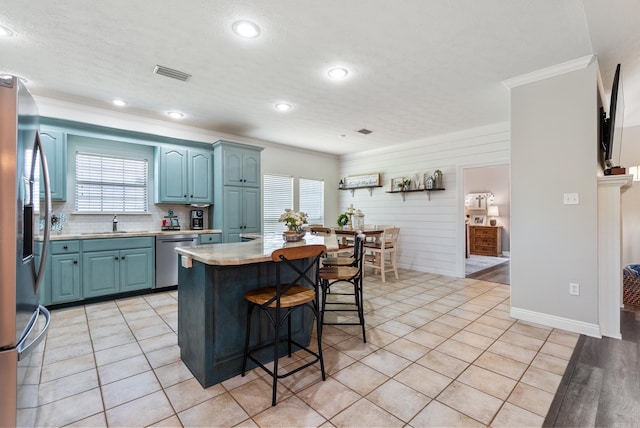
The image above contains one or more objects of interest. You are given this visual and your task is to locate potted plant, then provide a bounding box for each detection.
[399,178,412,191]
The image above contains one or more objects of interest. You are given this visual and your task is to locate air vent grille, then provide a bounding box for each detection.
[357,128,373,135]
[153,65,192,82]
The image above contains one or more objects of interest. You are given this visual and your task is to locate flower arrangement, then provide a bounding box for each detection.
[279,209,308,232]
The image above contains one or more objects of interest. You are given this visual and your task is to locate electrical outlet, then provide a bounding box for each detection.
[569,283,580,296]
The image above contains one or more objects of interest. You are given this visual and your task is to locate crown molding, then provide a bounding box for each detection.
[502,55,595,89]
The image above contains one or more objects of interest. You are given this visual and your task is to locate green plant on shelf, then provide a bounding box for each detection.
[337,213,349,228]
[399,178,412,191]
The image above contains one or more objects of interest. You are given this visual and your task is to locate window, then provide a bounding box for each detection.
[299,178,324,225]
[263,174,293,233]
[75,152,148,213]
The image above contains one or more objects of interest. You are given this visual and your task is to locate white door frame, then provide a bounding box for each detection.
[456,161,510,278]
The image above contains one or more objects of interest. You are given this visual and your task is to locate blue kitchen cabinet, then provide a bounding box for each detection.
[82,250,120,298]
[39,129,67,201]
[222,186,261,242]
[155,146,213,204]
[82,237,154,298]
[119,247,154,292]
[198,233,222,244]
[212,141,263,242]
[217,142,261,187]
[50,240,81,304]
[50,253,81,304]
[37,240,82,305]
[188,149,214,203]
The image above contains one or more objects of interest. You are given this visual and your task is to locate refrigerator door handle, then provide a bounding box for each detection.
[16,305,50,361]
[34,132,51,294]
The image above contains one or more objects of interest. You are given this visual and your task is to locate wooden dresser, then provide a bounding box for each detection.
[469,225,502,257]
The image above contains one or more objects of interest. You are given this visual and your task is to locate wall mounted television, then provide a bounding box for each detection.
[600,63,624,174]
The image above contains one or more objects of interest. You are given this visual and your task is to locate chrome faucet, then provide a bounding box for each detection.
[112,215,118,232]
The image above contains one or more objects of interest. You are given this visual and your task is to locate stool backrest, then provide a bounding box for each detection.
[271,245,327,304]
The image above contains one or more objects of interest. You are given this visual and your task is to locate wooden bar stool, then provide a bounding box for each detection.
[319,236,366,342]
[241,244,327,406]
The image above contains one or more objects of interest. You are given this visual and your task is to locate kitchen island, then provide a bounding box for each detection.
[174,232,338,387]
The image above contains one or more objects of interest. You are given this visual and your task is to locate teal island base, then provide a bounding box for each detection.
[177,259,315,388]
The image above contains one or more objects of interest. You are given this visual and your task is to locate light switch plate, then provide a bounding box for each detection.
[563,193,579,205]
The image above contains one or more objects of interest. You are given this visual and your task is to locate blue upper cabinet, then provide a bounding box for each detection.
[188,149,214,203]
[218,142,261,187]
[155,146,213,204]
[39,128,67,201]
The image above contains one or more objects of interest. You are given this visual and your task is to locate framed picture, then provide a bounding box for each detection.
[344,173,381,188]
[472,215,486,225]
[466,193,488,210]
[391,177,404,191]
[171,218,180,227]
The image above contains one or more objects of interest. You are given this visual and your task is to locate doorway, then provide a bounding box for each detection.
[463,165,510,284]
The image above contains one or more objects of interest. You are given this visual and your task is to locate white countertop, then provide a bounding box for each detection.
[45,229,222,241]
[175,232,339,266]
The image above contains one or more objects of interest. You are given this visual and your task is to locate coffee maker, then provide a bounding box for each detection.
[190,209,204,230]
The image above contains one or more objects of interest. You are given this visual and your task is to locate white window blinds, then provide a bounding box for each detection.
[299,178,324,225]
[263,174,293,234]
[75,152,148,213]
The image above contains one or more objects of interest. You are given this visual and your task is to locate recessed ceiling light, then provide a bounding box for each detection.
[167,111,184,119]
[232,20,260,38]
[112,99,126,107]
[0,25,14,38]
[328,67,349,79]
[275,103,291,112]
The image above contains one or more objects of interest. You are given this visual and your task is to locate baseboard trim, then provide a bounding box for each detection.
[510,307,602,338]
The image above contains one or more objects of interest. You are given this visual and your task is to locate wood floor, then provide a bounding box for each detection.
[466,260,510,285]
[544,305,640,427]
[466,260,640,426]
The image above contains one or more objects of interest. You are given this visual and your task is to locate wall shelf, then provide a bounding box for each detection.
[339,185,383,196]
[386,188,445,201]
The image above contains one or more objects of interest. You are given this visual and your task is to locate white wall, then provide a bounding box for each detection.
[339,123,510,277]
[35,97,341,232]
[621,124,640,267]
[510,63,599,330]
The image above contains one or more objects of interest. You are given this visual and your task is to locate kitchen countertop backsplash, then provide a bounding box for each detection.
[43,202,212,237]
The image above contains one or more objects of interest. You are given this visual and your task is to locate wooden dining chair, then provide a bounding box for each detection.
[364,227,400,282]
[241,244,327,406]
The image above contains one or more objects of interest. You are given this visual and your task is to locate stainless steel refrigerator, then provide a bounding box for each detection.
[0,76,52,427]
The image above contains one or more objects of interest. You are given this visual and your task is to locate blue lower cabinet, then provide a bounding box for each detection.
[82,238,155,298]
[50,253,81,304]
[120,248,154,292]
[82,250,120,298]
[198,233,221,244]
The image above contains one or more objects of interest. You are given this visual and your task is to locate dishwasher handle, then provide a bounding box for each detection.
[159,238,197,244]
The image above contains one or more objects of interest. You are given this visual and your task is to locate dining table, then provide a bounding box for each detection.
[332,226,384,248]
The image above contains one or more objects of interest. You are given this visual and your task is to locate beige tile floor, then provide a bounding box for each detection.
[29,269,579,427]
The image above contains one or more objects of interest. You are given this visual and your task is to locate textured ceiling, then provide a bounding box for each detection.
[0,0,638,155]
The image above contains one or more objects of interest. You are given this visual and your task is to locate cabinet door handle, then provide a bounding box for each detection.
[121,256,125,260]
[73,260,78,264]
[114,256,119,260]
[184,194,187,197]
[190,195,193,198]
[63,245,68,249]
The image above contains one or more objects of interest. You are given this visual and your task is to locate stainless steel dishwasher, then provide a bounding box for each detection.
[155,234,198,288]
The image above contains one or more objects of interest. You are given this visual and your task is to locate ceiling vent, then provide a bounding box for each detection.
[357,128,373,135]
[153,65,192,82]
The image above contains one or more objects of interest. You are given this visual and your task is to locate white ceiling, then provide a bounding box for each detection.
[1,0,638,155]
